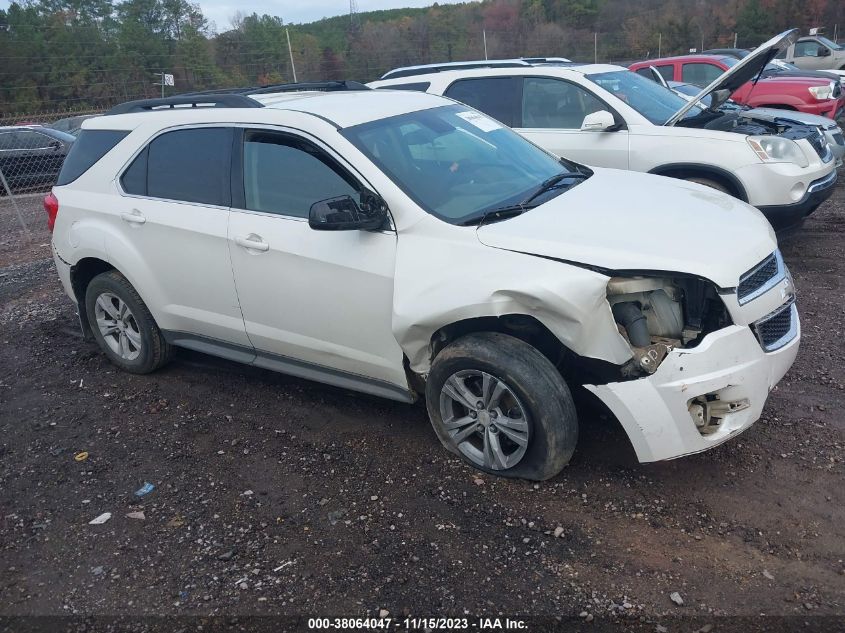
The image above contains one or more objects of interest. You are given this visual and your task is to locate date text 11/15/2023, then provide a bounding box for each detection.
[307,617,528,630]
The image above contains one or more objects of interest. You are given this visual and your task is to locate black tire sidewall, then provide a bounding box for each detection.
[85,273,161,374]
[425,332,578,480]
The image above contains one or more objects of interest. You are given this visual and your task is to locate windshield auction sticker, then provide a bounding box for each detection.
[455,110,502,133]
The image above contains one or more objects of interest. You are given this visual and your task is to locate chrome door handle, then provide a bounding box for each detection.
[120,211,146,224]
[234,235,269,252]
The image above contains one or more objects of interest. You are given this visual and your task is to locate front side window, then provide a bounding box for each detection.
[343,104,577,224]
[121,127,232,206]
[521,77,607,129]
[241,131,359,218]
[444,77,520,127]
[681,62,725,86]
[14,131,56,150]
[795,41,823,57]
[587,70,701,124]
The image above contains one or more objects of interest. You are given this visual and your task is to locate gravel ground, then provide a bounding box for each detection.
[0,182,843,631]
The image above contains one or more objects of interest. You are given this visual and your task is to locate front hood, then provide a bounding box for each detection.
[744,106,838,129]
[666,29,800,126]
[476,169,776,289]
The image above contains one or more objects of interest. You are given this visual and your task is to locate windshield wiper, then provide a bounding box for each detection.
[460,205,533,227]
[460,171,589,227]
[520,171,588,206]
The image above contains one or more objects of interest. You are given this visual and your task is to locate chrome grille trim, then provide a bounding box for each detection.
[737,250,785,306]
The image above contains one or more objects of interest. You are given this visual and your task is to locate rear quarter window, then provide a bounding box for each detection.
[56,130,128,186]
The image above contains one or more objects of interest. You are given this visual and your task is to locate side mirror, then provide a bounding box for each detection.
[819,47,831,57]
[309,191,388,231]
[581,110,617,132]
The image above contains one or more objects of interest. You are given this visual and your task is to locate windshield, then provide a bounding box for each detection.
[586,70,702,124]
[342,104,576,224]
[816,36,844,51]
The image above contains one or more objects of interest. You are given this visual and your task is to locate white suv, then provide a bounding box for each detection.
[370,31,838,233]
[47,85,799,480]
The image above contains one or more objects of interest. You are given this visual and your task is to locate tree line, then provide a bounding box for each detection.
[0,0,842,115]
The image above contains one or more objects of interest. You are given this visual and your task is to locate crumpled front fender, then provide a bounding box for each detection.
[392,223,634,374]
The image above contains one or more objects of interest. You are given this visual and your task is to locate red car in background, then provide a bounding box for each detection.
[629,55,844,121]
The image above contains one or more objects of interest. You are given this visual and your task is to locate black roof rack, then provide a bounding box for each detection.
[185,80,371,97]
[381,62,529,80]
[106,94,262,115]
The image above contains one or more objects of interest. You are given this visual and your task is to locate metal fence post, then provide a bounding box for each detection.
[0,164,33,241]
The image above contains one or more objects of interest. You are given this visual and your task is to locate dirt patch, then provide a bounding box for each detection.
[1,183,843,627]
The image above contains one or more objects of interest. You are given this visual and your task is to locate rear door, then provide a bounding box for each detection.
[514,77,630,168]
[227,127,407,393]
[113,126,251,348]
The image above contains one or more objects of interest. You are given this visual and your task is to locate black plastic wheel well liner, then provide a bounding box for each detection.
[69,257,116,338]
[429,314,633,386]
[648,163,748,202]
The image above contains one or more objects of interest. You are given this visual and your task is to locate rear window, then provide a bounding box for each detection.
[56,130,128,186]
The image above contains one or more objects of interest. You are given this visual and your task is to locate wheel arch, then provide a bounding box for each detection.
[70,257,117,340]
[648,163,748,202]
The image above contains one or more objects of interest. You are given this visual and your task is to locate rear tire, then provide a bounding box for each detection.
[425,332,578,480]
[85,270,171,374]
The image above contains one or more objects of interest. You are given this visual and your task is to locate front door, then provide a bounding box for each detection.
[227,128,408,395]
[514,77,630,169]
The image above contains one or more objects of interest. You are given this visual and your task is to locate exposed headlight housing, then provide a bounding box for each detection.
[747,136,809,168]
[607,276,731,375]
[808,83,834,100]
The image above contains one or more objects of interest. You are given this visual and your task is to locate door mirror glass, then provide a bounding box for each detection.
[819,47,830,57]
[309,192,388,231]
[580,110,616,131]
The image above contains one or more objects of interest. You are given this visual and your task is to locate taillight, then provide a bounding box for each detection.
[44,192,59,232]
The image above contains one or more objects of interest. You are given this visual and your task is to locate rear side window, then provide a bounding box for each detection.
[444,77,520,127]
[681,63,723,87]
[121,127,233,206]
[57,130,127,186]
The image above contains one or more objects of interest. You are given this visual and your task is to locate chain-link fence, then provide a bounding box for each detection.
[0,109,101,239]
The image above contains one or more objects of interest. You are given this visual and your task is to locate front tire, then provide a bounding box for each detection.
[684,176,729,194]
[85,270,171,374]
[425,332,578,480]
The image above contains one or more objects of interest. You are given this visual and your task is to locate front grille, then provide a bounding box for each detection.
[737,251,782,305]
[807,129,832,162]
[752,300,798,352]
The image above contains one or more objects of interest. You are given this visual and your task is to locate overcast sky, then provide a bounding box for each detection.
[0,1,470,32]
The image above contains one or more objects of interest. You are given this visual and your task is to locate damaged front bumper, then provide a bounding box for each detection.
[584,317,799,463]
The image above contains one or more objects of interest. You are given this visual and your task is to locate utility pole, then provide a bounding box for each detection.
[594,32,597,63]
[733,32,738,48]
[483,29,488,60]
[286,27,297,82]
[658,33,662,57]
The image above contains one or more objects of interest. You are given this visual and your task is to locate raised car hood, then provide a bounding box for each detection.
[476,168,776,289]
[666,29,800,126]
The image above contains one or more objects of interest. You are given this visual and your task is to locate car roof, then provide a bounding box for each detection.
[372,63,628,85]
[86,90,454,131]
[380,58,575,79]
